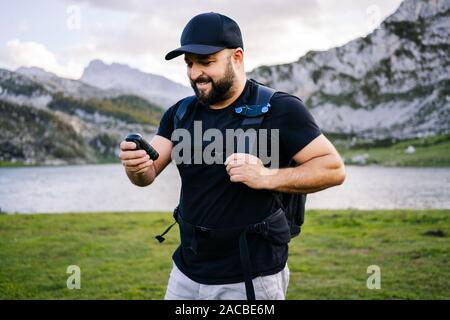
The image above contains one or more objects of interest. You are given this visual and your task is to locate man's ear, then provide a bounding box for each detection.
[232,48,244,63]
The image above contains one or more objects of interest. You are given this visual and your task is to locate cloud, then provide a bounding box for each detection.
[65,0,324,58]
[0,0,403,85]
[64,0,402,76]
[59,0,324,84]
[69,0,322,27]
[18,19,29,33]
[0,39,83,79]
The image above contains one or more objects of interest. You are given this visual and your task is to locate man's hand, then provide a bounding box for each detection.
[119,141,154,175]
[225,153,274,189]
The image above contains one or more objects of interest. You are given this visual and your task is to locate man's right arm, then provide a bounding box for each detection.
[120,135,173,187]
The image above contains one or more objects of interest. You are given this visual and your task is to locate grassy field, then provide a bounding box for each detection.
[0,161,27,167]
[337,133,450,166]
[0,210,449,300]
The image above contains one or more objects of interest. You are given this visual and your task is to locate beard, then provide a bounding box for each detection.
[190,60,236,105]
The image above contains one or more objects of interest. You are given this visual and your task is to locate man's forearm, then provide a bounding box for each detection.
[264,154,345,194]
[125,165,157,187]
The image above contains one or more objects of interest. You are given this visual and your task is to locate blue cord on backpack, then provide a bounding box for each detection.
[234,103,271,117]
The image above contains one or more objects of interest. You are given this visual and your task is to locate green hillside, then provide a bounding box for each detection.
[0,99,91,164]
[49,93,163,126]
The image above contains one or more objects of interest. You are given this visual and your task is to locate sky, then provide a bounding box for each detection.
[0,0,403,86]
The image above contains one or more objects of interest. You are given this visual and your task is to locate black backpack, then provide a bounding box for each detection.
[155,79,306,243]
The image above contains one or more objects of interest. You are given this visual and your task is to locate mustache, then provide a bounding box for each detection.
[191,75,212,84]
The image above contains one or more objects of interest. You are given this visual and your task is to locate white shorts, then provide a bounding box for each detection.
[164,262,290,300]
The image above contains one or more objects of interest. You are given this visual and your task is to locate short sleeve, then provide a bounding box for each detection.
[156,103,178,140]
[270,92,322,160]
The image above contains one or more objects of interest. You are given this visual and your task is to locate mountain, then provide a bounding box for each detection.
[0,68,52,109]
[248,0,450,140]
[1,60,193,166]
[16,66,115,100]
[0,98,94,165]
[2,0,448,165]
[0,68,164,165]
[80,59,192,108]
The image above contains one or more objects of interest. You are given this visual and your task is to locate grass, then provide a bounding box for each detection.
[0,161,26,167]
[0,210,449,300]
[337,134,450,166]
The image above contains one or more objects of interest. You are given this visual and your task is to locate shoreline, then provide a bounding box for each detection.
[2,208,450,215]
[1,161,450,169]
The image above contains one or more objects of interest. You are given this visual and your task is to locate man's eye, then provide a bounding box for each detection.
[185,61,212,67]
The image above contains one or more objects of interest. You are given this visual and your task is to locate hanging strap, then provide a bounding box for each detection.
[239,230,255,300]
[155,206,180,243]
[154,221,177,243]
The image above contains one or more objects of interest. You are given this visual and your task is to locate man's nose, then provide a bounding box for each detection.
[189,64,203,81]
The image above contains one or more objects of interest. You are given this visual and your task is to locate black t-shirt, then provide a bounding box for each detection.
[157,79,322,284]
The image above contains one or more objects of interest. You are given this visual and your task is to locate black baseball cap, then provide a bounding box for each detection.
[165,12,243,60]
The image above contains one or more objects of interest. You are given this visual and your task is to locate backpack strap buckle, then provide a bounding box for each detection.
[249,221,268,236]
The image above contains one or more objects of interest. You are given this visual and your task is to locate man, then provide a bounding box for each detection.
[119,12,345,300]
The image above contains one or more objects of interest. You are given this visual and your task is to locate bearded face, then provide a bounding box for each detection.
[187,53,237,105]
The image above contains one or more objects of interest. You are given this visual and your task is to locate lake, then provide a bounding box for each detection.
[0,164,449,214]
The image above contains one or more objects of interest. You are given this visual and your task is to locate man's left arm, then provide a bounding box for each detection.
[225,134,346,193]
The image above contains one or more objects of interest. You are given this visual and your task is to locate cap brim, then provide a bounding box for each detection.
[165,44,225,60]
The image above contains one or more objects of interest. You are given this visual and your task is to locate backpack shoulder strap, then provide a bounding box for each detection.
[252,80,276,105]
[174,95,197,130]
[155,96,196,243]
[234,80,277,154]
[238,79,276,128]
